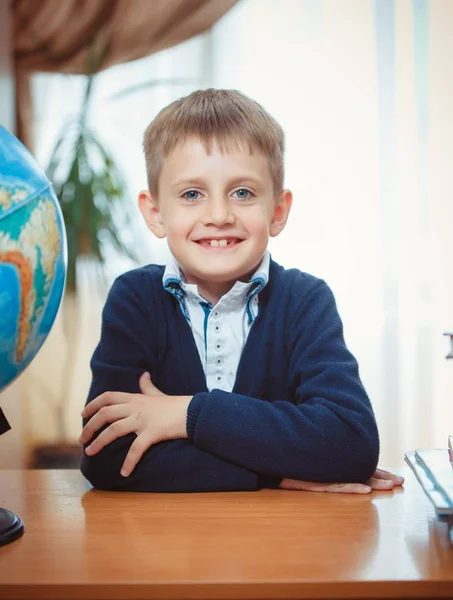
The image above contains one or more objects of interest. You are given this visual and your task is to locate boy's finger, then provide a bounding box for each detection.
[279,479,371,494]
[81,391,132,418]
[323,482,372,494]
[79,404,130,444]
[84,417,134,456]
[121,434,152,477]
[373,468,404,485]
[139,371,165,396]
[366,477,394,490]
[139,371,156,395]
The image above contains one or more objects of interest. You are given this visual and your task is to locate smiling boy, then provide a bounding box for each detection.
[80,89,403,493]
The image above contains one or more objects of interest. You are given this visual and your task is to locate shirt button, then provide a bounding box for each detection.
[216,358,223,366]
[216,375,222,382]
[213,311,219,319]
[214,324,220,332]
[216,344,222,352]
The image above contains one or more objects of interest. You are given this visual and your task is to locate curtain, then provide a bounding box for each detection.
[11,0,239,147]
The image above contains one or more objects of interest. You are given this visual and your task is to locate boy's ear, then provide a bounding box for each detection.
[270,189,293,237]
[138,190,166,239]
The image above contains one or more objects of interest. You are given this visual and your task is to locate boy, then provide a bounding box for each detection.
[79,89,403,494]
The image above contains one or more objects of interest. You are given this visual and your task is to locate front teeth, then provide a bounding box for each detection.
[210,239,228,247]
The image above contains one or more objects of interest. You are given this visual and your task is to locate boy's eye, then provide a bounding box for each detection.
[183,190,201,201]
[232,188,253,200]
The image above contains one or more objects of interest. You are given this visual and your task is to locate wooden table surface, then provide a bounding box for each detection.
[0,468,452,600]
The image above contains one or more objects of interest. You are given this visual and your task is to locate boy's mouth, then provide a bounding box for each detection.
[195,238,243,248]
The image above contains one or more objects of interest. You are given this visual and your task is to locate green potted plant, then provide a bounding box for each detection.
[28,72,139,467]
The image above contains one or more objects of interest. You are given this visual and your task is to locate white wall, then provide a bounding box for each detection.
[0,0,25,468]
[209,0,453,464]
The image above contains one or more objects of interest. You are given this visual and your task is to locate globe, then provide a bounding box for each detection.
[0,126,67,390]
[0,126,67,545]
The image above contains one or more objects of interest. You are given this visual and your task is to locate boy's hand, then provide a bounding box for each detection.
[279,468,404,494]
[79,373,192,477]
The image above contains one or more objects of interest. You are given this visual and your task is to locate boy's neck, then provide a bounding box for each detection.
[187,279,237,306]
[182,267,258,306]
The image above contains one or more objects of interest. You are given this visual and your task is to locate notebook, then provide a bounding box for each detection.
[405,438,453,517]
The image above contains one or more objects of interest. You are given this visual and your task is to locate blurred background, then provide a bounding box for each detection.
[1,0,452,470]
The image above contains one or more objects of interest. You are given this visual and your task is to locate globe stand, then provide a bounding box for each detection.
[0,409,24,545]
[0,508,24,546]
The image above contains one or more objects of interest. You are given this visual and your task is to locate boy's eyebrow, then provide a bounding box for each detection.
[227,176,263,188]
[171,176,263,189]
[171,178,206,189]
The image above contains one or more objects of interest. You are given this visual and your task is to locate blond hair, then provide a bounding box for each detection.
[143,89,285,195]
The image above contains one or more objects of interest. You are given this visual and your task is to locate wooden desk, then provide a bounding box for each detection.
[0,468,452,600]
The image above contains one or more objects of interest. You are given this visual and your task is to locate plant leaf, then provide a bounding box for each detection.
[45,83,142,294]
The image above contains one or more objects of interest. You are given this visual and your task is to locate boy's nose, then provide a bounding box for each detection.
[201,198,235,226]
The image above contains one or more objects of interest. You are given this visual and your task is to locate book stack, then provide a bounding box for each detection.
[405,437,453,542]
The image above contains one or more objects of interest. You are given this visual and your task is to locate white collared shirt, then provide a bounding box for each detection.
[163,252,270,392]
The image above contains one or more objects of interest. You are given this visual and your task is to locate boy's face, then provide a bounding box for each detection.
[139,138,292,292]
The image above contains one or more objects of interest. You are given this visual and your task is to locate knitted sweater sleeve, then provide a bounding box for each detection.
[80,275,265,492]
[186,281,380,484]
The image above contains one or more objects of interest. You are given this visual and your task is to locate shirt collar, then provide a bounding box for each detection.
[251,250,270,287]
[162,254,186,289]
[162,250,270,294]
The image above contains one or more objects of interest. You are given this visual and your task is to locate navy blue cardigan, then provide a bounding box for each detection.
[81,259,379,492]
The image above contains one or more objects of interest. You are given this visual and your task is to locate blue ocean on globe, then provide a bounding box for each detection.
[0,126,67,391]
